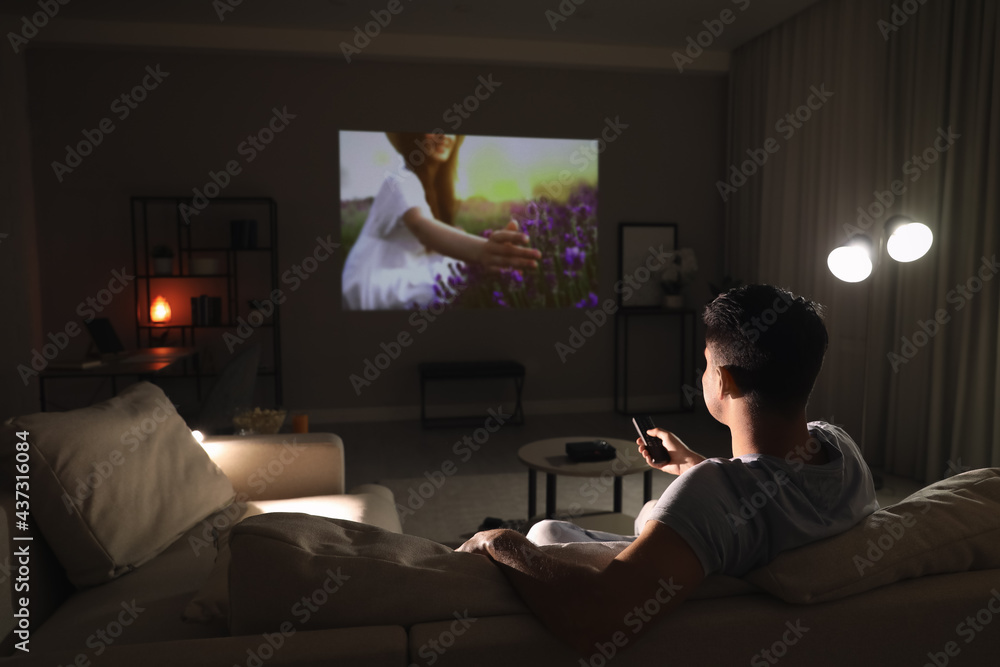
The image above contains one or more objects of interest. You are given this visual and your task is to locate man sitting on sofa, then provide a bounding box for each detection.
[458,284,879,655]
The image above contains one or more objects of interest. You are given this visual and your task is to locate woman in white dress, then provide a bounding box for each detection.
[342,132,540,310]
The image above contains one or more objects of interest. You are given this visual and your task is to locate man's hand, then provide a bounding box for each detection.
[637,428,706,476]
[477,220,540,272]
[457,522,705,657]
[456,528,505,558]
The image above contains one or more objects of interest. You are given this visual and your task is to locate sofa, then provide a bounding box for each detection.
[3,382,1000,666]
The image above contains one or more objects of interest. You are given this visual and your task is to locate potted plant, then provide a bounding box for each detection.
[151,245,174,276]
[660,248,698,308]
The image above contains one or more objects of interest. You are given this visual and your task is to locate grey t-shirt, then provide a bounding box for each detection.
[647,421,879,577]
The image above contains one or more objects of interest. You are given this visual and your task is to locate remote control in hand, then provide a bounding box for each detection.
[632,416,670,464]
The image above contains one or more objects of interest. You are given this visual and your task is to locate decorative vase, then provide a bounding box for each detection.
[152,258,173,275]
[663,294,684,309]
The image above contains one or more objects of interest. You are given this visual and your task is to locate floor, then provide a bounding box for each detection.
[324,408,734,491]
[317,408,926,545]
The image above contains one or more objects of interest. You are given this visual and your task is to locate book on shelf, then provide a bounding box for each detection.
[190,295,223,326]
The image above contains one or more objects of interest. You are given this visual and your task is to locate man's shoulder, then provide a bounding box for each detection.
[807,421,864,460]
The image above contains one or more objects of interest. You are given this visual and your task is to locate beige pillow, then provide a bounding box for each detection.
[3,382,236,588]
[745,467,1000,603]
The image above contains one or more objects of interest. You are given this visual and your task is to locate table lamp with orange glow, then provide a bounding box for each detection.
[150,295,172,324]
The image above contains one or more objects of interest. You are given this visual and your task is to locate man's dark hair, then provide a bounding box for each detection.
[703,284,828,414]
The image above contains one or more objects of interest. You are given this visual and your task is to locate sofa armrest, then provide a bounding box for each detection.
[200,433,346,500]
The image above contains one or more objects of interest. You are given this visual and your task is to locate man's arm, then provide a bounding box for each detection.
[457,520,705,656]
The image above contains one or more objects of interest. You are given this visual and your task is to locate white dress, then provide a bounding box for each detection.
[342,168,460,310]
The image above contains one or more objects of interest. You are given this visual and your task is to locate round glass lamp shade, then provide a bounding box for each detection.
[827,245,873,283]
[886,222,933,262]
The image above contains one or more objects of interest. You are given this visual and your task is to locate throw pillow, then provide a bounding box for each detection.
[3,382,236,588]
[744,467,1000,603]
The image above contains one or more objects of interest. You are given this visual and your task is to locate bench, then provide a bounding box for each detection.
[418,361,525,428]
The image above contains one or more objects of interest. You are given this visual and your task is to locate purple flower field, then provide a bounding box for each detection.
[425,184,599,309]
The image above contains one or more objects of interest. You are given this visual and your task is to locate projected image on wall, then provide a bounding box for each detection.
[340,130,598,310]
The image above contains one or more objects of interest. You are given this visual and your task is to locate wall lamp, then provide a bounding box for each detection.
[827,215,934,282]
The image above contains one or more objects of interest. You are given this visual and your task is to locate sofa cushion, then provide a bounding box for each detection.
[744,467,1000,603]
[182,499,264,627]
[228,513,528,635]
[183,488,402,626]
[3,382,236,588]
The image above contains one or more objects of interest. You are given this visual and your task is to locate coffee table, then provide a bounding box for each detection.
[517,436,653,519]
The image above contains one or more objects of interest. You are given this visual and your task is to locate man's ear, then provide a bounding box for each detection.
[718,366,743,399]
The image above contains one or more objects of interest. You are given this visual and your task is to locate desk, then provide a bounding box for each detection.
[39,347,200,411]
[517,436,652,520]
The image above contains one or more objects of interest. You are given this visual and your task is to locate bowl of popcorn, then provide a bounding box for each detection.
[232,407,287,435]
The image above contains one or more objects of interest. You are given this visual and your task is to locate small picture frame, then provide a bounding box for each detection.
[617,222,678,308]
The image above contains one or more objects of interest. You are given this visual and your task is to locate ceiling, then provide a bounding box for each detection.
[6,0,821,70]
[24,0,819,50]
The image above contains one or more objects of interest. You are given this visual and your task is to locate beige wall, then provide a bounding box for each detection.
[14,46,727,419]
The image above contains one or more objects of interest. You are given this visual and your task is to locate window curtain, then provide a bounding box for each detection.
[727,0,999,482]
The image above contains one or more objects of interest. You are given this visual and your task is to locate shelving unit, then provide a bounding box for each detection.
[130,196,283,405]
[613,306,696,415]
